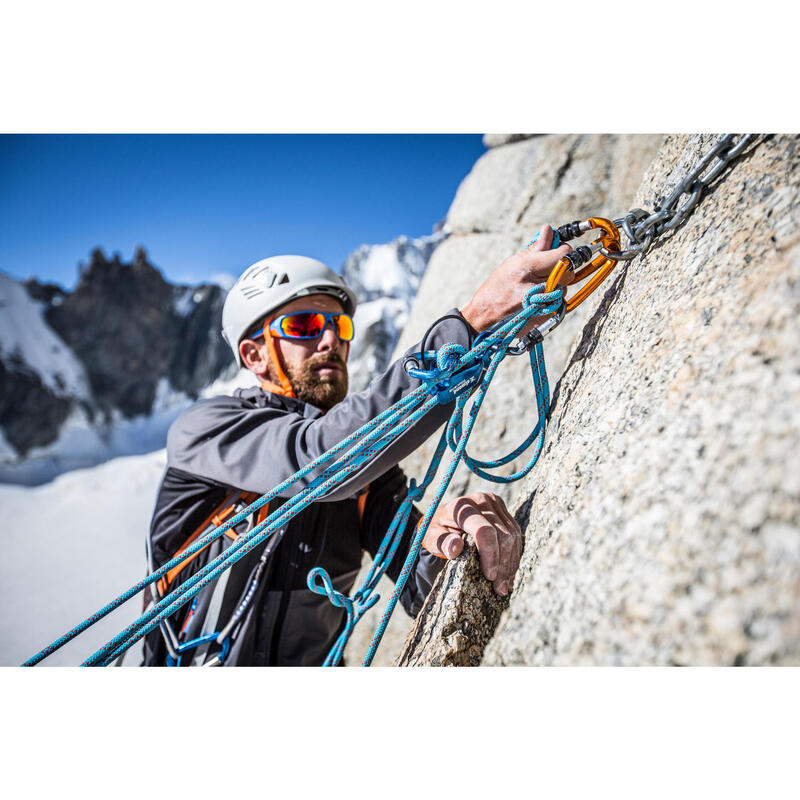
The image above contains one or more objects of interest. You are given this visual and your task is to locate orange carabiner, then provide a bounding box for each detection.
[545,217,621,313]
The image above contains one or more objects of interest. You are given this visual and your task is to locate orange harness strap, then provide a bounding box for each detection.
[260,378,295,398]
[159,482,368,597]
[157,492,270,595]
[263,321,296,398]
[357,485,370,526]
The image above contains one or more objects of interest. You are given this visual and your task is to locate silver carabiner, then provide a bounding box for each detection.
[507,300,567,355]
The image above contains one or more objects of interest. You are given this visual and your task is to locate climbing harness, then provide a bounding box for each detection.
[145,490,279,667]
[23,133,757,668]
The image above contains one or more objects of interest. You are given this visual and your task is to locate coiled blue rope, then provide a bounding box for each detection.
[24,283,563,667]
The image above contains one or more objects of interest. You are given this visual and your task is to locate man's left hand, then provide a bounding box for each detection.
[422,492,523,596]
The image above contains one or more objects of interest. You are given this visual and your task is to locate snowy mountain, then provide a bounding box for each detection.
[343,231,445,392]
[0,233,445,486]
[1,248,235,484]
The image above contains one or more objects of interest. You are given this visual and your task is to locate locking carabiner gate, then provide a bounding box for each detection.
[507,297,567,355]
[544,217,622,313]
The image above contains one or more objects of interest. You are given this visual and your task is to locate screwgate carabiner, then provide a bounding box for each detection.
[545,217,622,313]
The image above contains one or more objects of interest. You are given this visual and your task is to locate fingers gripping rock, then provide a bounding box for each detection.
[396,536,510,667]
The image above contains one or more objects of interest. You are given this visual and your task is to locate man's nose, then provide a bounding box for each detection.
[316,320,339,351]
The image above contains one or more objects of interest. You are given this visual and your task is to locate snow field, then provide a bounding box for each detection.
[0,450,167,666]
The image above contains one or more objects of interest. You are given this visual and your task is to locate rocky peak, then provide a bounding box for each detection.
[1,248,232,468]
[23,278,67,307]
[45,248,184,418]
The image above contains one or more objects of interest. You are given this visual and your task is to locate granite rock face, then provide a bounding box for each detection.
[482,134,538,149]
[397,537,510,666]
[343,134,664,665]
[396,134,664,509]
[400,134,800,667]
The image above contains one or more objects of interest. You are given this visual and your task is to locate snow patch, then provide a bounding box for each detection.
[0,449,167,666]
[357,243,417,297]
[210,273,236,292]
[0,395,187,486]
[151,377,190,414]
[0,271,91,400]
[201,367,260,398]
[173,286,196,317]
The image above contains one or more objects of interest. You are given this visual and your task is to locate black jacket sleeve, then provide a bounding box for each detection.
[166,310,473,500]
[359,465,445,617]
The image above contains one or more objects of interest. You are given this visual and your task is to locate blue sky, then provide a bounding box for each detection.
[0,134,486,289]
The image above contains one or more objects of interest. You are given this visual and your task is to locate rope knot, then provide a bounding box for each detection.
[524,284,564,317]
[307,567,351,613]
[406,478,424,502]
[436,343,466,372]
[523,284,547,307]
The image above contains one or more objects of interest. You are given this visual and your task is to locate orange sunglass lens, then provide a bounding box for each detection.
[278,312,354,340]
[334,315,354,341]
[280,313,326,338]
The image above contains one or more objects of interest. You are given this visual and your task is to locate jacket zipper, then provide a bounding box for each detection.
[268,586,291,665]
[268,550,297,666]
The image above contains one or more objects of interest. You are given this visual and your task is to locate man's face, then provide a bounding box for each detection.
[240,294,350,411]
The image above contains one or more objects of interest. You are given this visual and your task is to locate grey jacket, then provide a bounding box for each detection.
[144,311,473,666]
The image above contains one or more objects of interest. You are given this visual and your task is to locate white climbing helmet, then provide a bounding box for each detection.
[221,255,358,366]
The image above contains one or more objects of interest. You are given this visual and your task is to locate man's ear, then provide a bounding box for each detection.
[239,339,269,377]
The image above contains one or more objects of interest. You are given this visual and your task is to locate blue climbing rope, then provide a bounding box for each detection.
[307,283,564,665]
[24,282,564,668]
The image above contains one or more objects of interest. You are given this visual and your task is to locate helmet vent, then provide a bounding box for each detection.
[278,273,290,285]
[243,265,278,288]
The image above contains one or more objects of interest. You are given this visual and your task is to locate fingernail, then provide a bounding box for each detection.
[448,540,460,557]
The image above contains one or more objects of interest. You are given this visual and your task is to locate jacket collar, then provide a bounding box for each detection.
[234,385,323,419]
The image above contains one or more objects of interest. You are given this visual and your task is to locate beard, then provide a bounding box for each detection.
[271,352,349,411]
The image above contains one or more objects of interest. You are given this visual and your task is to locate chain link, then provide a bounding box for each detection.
[594,134,758,262]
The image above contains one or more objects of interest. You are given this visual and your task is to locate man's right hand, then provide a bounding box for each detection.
[459,225,575,333]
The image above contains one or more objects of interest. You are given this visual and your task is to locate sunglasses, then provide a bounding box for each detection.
[252,311,355,342]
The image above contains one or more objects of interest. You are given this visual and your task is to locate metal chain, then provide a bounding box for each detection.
[591,134,758,262]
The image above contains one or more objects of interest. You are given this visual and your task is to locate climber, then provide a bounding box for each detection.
[142,226,573,666]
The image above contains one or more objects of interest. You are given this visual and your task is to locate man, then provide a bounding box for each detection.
[143,227,571,666]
